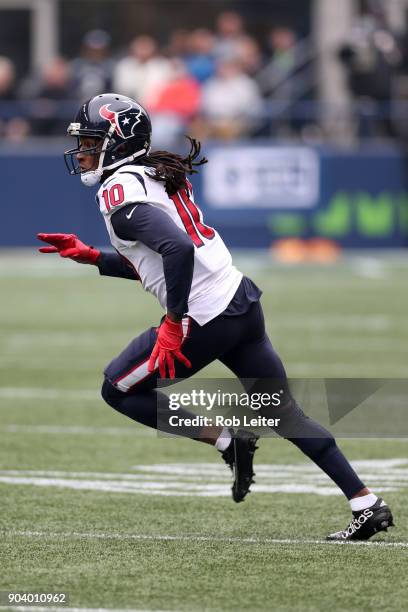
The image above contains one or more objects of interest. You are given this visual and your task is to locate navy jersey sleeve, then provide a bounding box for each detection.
[111,203,194,316]
[97,250,140,281]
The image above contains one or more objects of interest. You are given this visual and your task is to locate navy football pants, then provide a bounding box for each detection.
[104,300,284,389]
[101,301,365,499]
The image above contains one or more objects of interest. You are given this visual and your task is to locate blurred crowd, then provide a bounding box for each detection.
[1,8,408,147]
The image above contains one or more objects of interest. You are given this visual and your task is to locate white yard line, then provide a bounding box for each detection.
[0,388,98,401]
[1,425,153,437]
[288,363,408,376]
[0,608,169,612]
[0,460,406,496]
[1,422,407,440]
[0,474,400,496]
[1,530,407,549]
[283,338,408,351]
[352,257,387,280]
[273,315,393,331]
[0,476,355,496]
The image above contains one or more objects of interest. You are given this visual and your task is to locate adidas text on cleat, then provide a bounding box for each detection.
[221,429,259,503]
[326,498,395,541]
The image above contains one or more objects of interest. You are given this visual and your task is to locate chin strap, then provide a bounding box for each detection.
[81,168,103,187]
[81,127,149,188]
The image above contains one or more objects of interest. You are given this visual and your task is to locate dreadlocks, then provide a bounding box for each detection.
[142,137,208,196]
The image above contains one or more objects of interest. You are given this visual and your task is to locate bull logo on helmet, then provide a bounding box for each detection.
[99,101,142,139]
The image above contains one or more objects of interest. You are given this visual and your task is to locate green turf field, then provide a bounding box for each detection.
[0,250,407,612]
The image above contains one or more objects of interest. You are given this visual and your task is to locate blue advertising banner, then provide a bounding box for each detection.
[195,143,408,248]
[0,143,407,248]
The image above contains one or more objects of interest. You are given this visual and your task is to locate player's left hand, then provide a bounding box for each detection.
[148,316,192,379]
[37,233,101,265]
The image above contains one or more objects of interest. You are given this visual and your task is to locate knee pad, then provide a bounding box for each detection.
[101,378,125,408]
[261,397,306,433]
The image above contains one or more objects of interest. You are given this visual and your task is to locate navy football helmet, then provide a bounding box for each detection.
[64,93,152,186]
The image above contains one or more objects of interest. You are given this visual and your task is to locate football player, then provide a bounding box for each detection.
[38,93,394,540]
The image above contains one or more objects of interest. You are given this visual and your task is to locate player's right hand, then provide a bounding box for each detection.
[37,233,101,265]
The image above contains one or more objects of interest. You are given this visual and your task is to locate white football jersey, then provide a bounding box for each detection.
[97,164,242,325]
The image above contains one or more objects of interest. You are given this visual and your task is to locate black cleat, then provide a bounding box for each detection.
[221,429,259,503]
[326,497,395,541]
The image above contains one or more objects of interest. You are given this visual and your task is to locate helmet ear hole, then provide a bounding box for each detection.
[117,143,129,155]
[111,142,129,161]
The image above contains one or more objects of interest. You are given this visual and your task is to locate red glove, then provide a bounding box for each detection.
[37,233,100,265]
[148,316,192,379]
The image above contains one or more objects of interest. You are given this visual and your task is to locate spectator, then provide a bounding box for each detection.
[213,11,246,61]
[148,58,201,149]
[71,29,114,101]
[235,35,262,77]
[201,58,262,139]
[339,10,402,138]
[0,56,17,101]
[257,28,299,100]
[185,28,216,83]
[28,57,73,135]
[0,56,29,142]
[113,35,172,106]
[164,28,190,59]
[256,27,309,137]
